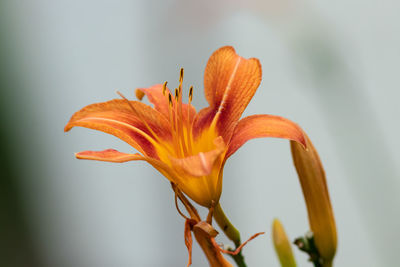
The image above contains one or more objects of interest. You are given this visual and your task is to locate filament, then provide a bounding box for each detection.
[186,85,194,154]
[116,91,159,140]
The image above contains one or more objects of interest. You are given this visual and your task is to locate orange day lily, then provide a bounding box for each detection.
[64,46,307,208]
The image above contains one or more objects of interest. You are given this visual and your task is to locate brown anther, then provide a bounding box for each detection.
[189,86,193,102]
[179,68,184,83]
[135,89,145,100]
[162,81,168,95]
[175,88,179,100]
[168,93,173,106]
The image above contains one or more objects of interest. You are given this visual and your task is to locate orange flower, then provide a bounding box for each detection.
[65,46,306,208]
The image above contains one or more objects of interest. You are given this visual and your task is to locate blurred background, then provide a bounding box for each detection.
[1,0,399,266]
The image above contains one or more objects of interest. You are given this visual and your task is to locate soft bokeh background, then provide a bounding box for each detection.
[1,0,399,266]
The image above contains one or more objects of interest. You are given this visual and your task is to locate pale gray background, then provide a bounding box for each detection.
[1,0,399,266]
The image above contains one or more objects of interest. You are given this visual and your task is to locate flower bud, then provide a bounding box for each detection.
[272,219,297,267]
[290,134,337,265]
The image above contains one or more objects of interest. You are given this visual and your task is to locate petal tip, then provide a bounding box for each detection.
[297,131,308,150]
[75,150,101,160]
[217,45,235,53]
[301,138,308,150]
[74,149,142,163]
[64,123,73,132]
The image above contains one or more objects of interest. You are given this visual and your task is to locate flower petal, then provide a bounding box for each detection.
[170,137,225,177]
[184,219,193,267]
[65,99,171,158]
[136,84,196,124]
[201,46,262,140]
[76,149,142,162]
[192,106,215,139]
[76,148,183,185]
[226,114,306,159]
[136,84,170,117]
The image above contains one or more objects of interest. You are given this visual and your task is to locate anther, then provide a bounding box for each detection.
[175,88,179,100]
[189,86,193,102]
[162,81,168,95]
[179,68,184,83]
[168,93,173,107]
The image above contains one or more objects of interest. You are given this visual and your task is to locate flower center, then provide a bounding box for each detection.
[163,68,195,159]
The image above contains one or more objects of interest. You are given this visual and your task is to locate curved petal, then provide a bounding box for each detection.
[202,46,262,141]
[136,84,196,124]
[226,114,306,159]
[65,99,171,158]
[192,106,215,140]
[76,149,142,162]
[136,84,170,117]
[170,137,225,177]
[75,148,182,184]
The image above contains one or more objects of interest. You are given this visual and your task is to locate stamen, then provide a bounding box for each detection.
[176,73,188,156]
[179,68,184,84]
[168,92,175,132]
[173,87,185,156]
[117,91,158,137]
[168,93,173,107]
[116,91,165,150]
[186,86,194,154]
[162,81,168,95]
[188,86,193,102]
[174,188,190,220]
[117,91,149,122]
[168,92,181,156]
[175,88,179,101]
[171,182,201,221]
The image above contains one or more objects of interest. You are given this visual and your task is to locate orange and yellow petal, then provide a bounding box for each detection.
[136,84,196,125]
[192,106,216,140]
[200,46,262,141]
[136,84,170,117]
[226,114,306,159]
[76,148,183,185]
[170,137,225,177]
[169,137,226,207]
[64,99,171,158]
[76,149,143,162]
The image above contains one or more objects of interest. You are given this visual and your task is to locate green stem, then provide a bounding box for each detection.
[214,203,241,246]
[213,203,247,267]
